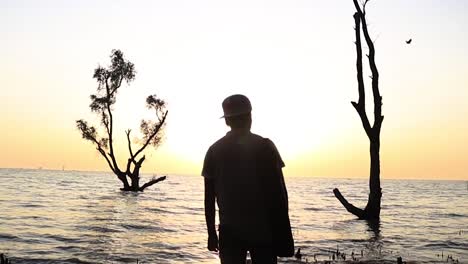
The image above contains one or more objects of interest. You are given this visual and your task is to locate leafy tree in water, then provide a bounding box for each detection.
[333,0,384,220]
[76,49,168,192]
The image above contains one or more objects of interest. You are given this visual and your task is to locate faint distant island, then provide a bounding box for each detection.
[76,49,168,192]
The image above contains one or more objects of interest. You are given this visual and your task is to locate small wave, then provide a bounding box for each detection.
[122,223,156,230]
[43,234,80,243]
[178,205,203,212]
[88,216,114,222]
[440,213,466,218]
[55,245,82,251]
[304,207,323,211]
[20,203,44,208]
[80,225,123,233]
[13,256,94,264]
[428,212,467,219]
[23,250,56,255]
[24,215,51,220]
[0,233,19,240]
[62,258,95,264]
[122,223,176,233]
[59,180,80,185]
[106,256,142,263]
[147,207,172,213]
[423,241,468,250]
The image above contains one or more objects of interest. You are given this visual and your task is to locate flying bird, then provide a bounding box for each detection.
[406,38,412,44]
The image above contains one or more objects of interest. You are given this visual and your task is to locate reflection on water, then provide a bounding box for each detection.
[0,169,466,263]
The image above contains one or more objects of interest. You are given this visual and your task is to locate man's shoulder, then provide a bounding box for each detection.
[255,136,285,167]
[250,133,277,149]
[249,132,266,141]
[208,135,229,151]
[242,133,276,150]
[262,137,277,150]
[210,132,261,145]
[208,132,276,153]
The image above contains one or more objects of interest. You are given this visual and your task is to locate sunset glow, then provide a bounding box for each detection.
[1,0,467,180]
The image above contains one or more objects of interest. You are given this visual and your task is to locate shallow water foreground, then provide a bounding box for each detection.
[0,169,466,263]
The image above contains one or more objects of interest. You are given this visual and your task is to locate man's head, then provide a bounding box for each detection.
[221,94,252,130]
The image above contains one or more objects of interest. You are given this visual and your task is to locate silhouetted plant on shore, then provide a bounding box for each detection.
[76,49,168,192]
[0,253,11,264]
[333,0,383,220]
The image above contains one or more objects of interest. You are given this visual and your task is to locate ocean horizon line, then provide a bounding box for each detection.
[0,167,466,182]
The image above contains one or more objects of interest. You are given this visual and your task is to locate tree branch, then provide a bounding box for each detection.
[133,110,168,159]
[97,146,116,173]
[109,75,123,98]
[89,134,115,173]
[354,13,365,108]
[76,119,115,172]
[116,75,124,93]
[333,188,366,219]
[353,0,383,132]
[101,111,110,136]
[125,158,132,175]
[139,176,167,192]
[361,17,382,131]
[133,155,146,176]
[352,0,364,15]
[104,75,120,172]
[351,101,372,139]
[351,12,372,139]
[125,129,135,161]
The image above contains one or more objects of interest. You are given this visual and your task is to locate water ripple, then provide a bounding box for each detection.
[0,169,466,263]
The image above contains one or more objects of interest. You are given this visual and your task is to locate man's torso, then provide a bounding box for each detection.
[202,131,284,244]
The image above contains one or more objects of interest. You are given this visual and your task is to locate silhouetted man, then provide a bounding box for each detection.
[202,94,294,264]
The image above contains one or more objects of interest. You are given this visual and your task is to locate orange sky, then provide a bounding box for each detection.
[1,0,467,180]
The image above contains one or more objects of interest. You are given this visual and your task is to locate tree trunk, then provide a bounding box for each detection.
[120,170,166,192]
[364,138,382,219]
[117,171,131,191]
[130,174,140,192]
[333,1,384,221]
[119,172,166,192]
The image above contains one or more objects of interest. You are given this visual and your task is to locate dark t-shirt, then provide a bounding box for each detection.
[202,130,285,244]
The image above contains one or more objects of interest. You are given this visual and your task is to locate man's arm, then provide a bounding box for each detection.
[265,139,289,211]
[279,168,289,211]
[204,178,218,252]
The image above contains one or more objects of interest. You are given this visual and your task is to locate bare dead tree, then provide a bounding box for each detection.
[76,49,168,192]
[333,0,383,220]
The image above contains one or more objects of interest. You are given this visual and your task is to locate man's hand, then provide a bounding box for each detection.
[208,233,219,252]
[205,178,218,252]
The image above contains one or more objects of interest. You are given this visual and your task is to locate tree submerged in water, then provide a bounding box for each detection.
[333,0,383,220]
[76,49,168,192]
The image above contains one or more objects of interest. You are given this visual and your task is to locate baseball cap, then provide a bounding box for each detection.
[221,94,252,118]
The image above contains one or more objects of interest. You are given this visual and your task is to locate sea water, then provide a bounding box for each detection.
[0,168,466,263]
